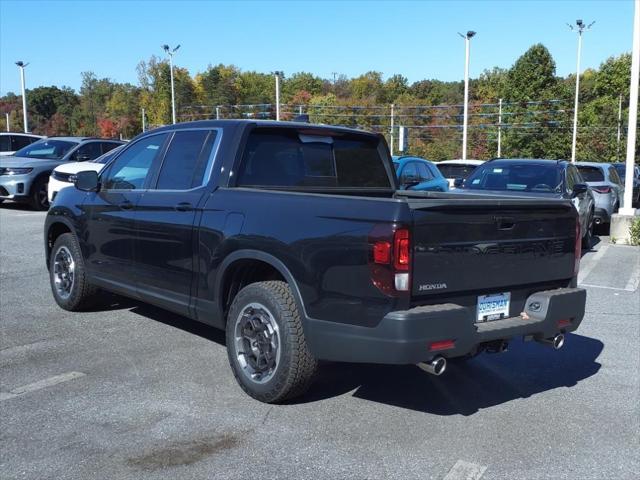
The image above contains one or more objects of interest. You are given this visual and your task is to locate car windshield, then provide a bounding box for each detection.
[13,139,78,160]
[464,162,562,192]
[576,166,605,182]
[90,145,124,164]
[436,163,478,179]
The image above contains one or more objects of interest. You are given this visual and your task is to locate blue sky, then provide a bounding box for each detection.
[0,0,635,95]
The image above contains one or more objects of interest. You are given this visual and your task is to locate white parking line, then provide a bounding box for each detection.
[577,243,609,284]
[0,371,85,401]
[443,460,487,480]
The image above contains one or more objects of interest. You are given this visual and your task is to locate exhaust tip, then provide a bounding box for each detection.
[417,356,447,376]
[552,334,565,350]
[536,333,565,350]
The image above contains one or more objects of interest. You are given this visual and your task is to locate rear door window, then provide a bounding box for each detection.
[608,166,623,186]
[0,136,10,151]
[11,135,37,150]
[237,128,391,189]
[416,162,433,181]
[155,130,217,190]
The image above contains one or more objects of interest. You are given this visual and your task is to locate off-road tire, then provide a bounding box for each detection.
[226,281,318,403]
[49,233,99,311]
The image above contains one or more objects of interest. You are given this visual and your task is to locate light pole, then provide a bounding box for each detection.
[162,44,180,124]
[620,0,639,215]
[568,19,594,162]
[15,61,29,132]
[390,103,395,156]
[458,31,476,160]
[274,71,283,121]
[497,98,503,157]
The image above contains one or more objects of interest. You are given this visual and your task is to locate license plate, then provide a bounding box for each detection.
[476,292,511,322]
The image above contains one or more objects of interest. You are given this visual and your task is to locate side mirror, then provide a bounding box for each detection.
[74,170,100,192]
[572,183,588,197]
[401,176,421,189]
[453,177,464,188]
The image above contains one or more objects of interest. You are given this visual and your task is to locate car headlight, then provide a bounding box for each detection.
[0,167,33,175]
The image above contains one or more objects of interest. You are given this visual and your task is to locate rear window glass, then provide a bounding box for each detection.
[576,166,605,182]
[465,163,562,192]
[237,129,391,189]
[436,164,478,179]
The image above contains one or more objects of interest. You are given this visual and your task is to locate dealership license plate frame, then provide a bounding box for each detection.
[476,292,511,323]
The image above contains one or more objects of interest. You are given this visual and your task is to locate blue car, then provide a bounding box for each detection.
[392,155,449,192]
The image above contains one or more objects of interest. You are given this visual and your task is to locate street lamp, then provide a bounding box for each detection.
[274,71,283,121]
[162,44,180,124]
[568,19,595,162]
[458,30,476,160]
[15,61,29,133]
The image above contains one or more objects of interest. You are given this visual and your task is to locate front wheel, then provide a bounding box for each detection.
[226,281,318,403]
[30,176,49,210]
[49,233,99,311]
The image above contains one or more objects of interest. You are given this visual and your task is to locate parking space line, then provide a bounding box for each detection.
[624,261,640,292]
[443,460,487,480]
[579,283,636,292]
[0,371,85,401]
[577,243,609,284]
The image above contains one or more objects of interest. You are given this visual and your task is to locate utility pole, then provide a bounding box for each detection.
[616,94,623,160]
[568,19,594,162]
[458,31,476,160]
[299,105,303,115]
[162,44,180,124]
[620,0,638,215]
[141,108,146,132]
[216,106,220,120]
[390,104,395,156]
[5,113,9,132]
[15,61,29,132]
[274,71,283,121]
[497,98,503,157]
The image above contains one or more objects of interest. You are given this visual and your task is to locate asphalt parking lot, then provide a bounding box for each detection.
[1,204,638,480]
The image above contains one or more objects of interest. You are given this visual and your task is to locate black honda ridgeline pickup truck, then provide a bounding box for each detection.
[45,120,586,403]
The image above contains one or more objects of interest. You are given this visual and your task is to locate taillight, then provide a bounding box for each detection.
[592,186,611,194]
[574,219,581,276]
[369,225,411,296]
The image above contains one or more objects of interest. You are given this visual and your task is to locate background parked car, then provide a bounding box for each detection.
[576,162,624,228]
[393,155,449,192]
[0,132,44,156]
[453,158,595,248]
[48,144,125,203]
[0,137,124,210]
[435,159,484,188]
[613,162,640,207]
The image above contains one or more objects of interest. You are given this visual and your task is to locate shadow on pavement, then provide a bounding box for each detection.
[112,295,602,416]
[301,333,603,415]
[0,201,37,212]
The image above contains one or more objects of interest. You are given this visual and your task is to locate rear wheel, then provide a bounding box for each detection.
[30,177,49,210]
[582,210,594,249]
[226,281,318,403]
[49,233,99,311]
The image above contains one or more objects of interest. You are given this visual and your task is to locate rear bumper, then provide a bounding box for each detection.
[306,287,586,364]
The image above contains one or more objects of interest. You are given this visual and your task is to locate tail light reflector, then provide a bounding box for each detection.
[429,340,455,351]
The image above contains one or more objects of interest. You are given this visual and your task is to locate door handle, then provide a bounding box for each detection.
[119,201,133,210]
[175,202,193,212]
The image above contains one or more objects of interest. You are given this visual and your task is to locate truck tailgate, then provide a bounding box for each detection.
[406,197,577,297]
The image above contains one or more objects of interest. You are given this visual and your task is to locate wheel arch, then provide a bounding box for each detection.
[216,250,309,326]
[45,218,74,268]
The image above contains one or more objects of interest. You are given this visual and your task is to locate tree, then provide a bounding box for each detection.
[505,44,558,101]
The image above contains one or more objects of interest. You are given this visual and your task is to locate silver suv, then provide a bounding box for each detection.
[0,137,124,210]
[575,162,624,227]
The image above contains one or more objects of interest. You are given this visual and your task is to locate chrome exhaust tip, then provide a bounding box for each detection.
[536,333,565,350]
[417,356,447,376]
